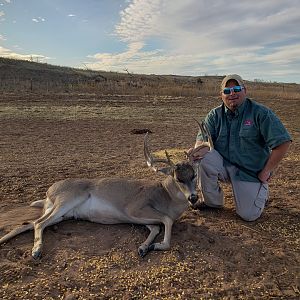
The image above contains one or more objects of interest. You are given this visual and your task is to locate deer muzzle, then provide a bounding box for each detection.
[188,193,198,205]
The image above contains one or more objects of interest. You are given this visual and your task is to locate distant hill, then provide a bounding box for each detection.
[0,57,222,82]
[0,57,118,83]
[0,57,223,95]
[0,57,299,98]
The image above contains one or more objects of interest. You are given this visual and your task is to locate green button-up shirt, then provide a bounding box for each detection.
[196,98,292,182]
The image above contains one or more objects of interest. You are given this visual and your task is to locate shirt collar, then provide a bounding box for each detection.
[224,98,247,119]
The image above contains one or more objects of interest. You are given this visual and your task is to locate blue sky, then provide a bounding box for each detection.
[1,0,300,83]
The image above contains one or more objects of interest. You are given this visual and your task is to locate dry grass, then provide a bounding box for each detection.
[1,57,300,100]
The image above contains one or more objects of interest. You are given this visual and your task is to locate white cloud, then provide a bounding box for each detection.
[68,14,76,17]
[0,11,4,17]
[86,0,300,82]
[263,44,300,65]
[0,34,6,41]
[86,41,148,69]
[115,0,163,42]
[0,46,49,61]
[32,17,45,23]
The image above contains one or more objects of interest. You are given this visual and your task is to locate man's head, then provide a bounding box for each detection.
[220,74,246,111]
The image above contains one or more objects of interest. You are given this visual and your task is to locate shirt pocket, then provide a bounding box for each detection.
[239,128,260,151]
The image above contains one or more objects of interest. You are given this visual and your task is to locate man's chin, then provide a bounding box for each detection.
[228,103,238,111]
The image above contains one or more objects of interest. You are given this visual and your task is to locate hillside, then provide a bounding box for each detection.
[0,57,299,99]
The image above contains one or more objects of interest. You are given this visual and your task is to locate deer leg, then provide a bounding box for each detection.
[32,193,89,259]
[0,223,34,245]
[138,224,161,257]
[32,208,65,259]
[129,205,174,257]
[148,216,173,252]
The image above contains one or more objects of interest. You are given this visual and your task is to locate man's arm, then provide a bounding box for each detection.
[258,141,291,183]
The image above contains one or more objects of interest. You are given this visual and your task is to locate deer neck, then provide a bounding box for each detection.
[161,176,189,219]
[162,176,188,204]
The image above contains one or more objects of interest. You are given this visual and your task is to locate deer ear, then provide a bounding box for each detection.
[157,166,173,175]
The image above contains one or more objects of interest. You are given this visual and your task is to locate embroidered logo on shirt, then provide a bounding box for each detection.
[244,119,253,126]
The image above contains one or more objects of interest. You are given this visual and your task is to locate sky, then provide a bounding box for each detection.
[1,0,300,83]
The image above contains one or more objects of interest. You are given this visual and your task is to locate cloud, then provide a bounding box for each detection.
[86,41,149,70]
[263,44,300,65]
[0,46,49,61]
[32,17,45,23]
[0,11,4,17]
[68,14,76,17]
[86,0,300,82]
[115,0,163,42]
[0,34,6,41]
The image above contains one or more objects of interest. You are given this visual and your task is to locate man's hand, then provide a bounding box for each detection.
[186,145,210,162]
[258,169,272,183]
[257,141,291,183]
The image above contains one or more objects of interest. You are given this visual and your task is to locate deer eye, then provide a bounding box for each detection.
[176,178,185,184]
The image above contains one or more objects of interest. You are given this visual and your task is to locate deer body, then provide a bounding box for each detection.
[0,133,200,259]
[1,120,215,260]
[41,177,189,225]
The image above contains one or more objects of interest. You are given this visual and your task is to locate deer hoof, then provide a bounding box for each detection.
[138,243,157,257]
[32,249,42,260]
[138,246,148,258]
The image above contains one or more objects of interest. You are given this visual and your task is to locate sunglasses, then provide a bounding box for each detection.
[223,86,244,94]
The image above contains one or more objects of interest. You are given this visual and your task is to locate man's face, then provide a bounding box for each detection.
[221,79,246,111]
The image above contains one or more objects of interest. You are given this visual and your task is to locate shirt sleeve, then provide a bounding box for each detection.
[259,109,292,149]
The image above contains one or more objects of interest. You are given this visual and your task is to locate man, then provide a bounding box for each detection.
[188,74,291,221]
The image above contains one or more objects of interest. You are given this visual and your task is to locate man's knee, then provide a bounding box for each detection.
[234,182,268,222]
[237,209,263,222]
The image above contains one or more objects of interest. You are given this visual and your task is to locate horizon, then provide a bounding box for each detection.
[1,0,300,84]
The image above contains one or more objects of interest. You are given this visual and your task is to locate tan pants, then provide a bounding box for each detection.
[196,150,268,221]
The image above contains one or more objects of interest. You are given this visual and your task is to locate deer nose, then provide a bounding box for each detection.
[188,194,198,204]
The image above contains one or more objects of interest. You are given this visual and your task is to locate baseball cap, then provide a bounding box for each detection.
[221,74,245,90]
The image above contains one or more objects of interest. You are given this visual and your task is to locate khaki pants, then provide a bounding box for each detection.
[196,150,268,221]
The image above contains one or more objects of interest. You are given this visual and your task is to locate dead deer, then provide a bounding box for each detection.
[0,133,198,259]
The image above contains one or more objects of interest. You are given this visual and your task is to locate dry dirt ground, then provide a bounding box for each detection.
[0,92,299,300]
